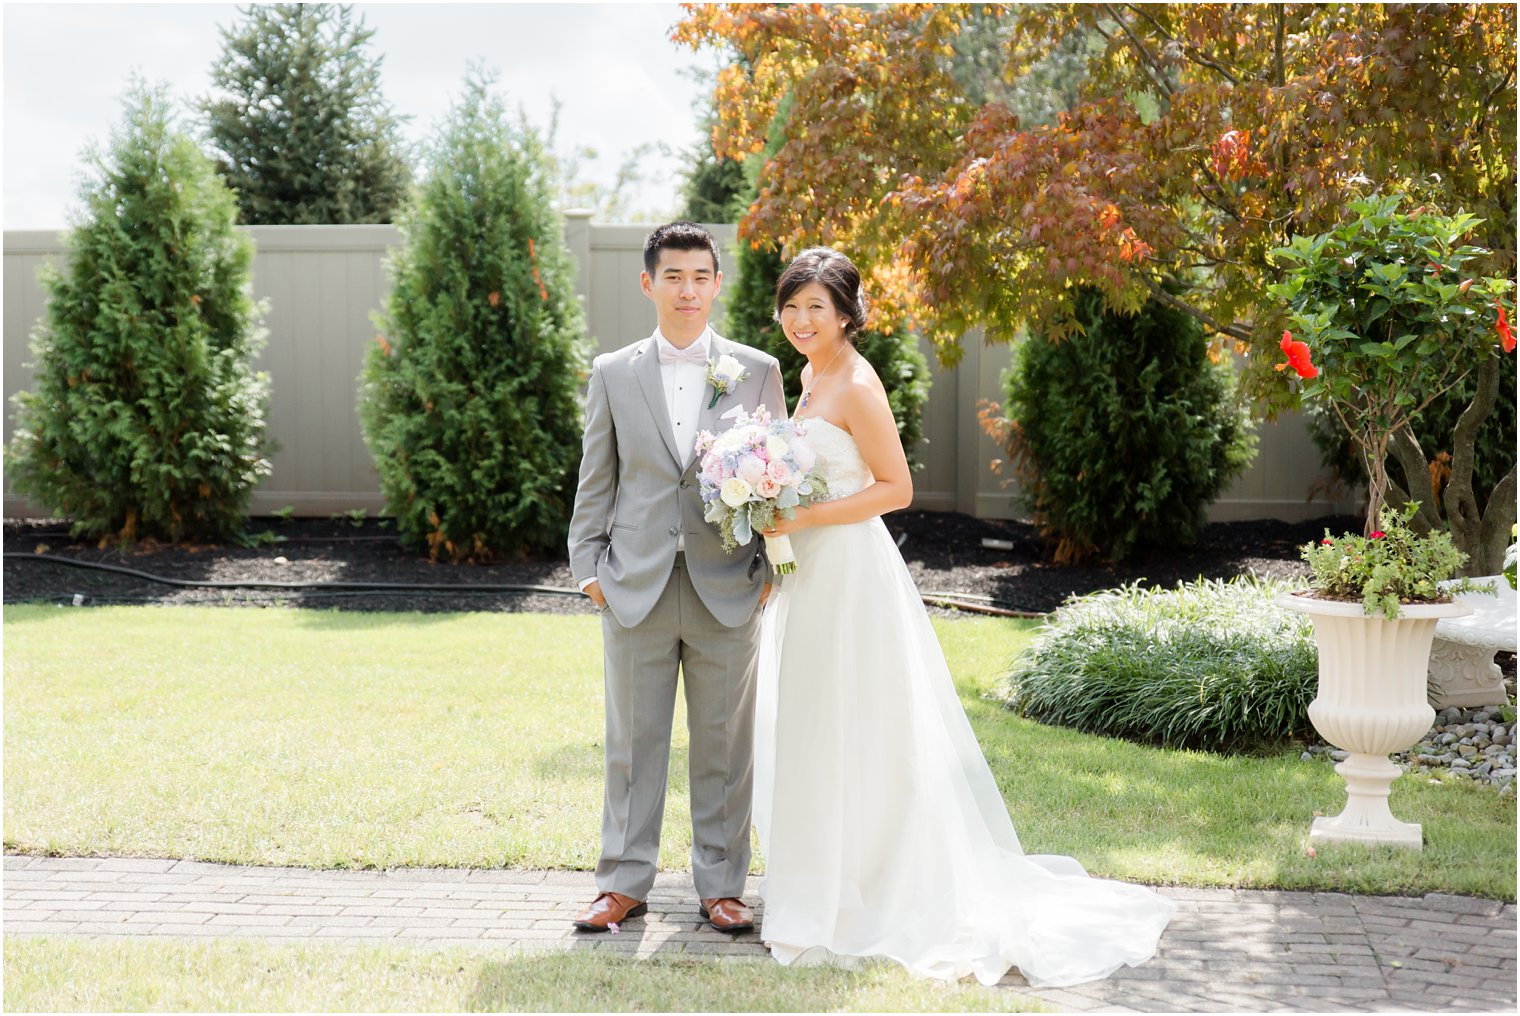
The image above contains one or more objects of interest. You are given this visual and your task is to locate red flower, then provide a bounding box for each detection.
[1321,538,1334,545]
[1370,531,1386,539]
[1497,303,1515,354]
[1275,330,1319,379]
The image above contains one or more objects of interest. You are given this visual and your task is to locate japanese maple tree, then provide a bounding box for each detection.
[676,3,1517,389]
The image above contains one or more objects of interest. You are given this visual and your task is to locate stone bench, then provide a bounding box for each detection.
[1428,576,1517,708]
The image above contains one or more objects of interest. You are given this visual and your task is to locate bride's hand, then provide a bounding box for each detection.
[763,508,811,537]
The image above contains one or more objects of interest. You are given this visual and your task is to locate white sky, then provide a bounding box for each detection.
[3,1,720,229]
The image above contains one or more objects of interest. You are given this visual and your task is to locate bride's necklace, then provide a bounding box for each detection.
[798,344,848,412]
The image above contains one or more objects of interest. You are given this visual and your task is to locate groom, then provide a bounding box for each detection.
[568,221,785,934]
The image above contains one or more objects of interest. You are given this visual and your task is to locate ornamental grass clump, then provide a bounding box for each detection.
[1001,577,1317,750]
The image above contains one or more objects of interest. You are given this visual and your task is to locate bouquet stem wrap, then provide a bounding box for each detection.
[765,533,797,574]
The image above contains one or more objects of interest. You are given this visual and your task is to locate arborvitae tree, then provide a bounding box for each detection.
[201,3,410,224]
[358,73,585,562]
[1004,288,1257,564]
[7,84,272,544]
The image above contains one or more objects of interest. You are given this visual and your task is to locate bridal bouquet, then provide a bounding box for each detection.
[694,406,828,574]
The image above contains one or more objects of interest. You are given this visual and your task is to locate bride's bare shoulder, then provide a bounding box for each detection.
[837,358,893,421]
[844,354,890,398]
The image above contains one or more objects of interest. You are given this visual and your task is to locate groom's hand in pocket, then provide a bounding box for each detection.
[584,580,607,609]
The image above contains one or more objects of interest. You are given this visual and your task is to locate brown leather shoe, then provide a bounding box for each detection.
[572,891,647,932]
[699,896,754,934]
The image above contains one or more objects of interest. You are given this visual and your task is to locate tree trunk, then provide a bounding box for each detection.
[1384,354,1515,576]
[1476,464,1516,576]
[1361,430,1392,535]
[1445,354,1511,575]
[1387,425,1439,534]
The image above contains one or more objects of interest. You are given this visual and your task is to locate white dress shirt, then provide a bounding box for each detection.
[654,326,710,468]
[654,326,710,550]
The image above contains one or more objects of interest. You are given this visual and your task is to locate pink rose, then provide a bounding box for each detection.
[737,455,766,485]
[765,459,793,485]
[756,475,782,499]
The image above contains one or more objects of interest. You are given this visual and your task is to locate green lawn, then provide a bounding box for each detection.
[4,605,1514,897]
[1,938,1046,1013]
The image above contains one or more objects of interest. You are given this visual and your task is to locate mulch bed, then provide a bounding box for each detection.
[2,510,1347,617]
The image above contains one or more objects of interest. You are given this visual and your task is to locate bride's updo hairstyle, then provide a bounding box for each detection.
[774,247,869,343]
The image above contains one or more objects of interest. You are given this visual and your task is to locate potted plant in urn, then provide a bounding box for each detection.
[1267,194,1514,849]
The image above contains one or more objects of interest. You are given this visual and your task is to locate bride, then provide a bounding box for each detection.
[754,248,1175,988]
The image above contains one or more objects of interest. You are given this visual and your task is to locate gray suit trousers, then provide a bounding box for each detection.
[596,555,761,901]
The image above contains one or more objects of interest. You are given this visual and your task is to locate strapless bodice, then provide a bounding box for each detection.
[798,417,872,500]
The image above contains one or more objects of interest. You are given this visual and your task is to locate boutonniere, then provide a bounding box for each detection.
[705,354,750,409]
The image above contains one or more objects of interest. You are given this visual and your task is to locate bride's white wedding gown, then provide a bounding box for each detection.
[754,418,1175,988]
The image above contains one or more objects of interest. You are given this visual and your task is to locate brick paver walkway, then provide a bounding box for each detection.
[4,854,1515,1012]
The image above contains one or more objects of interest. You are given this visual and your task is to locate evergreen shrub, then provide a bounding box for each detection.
[7,85,271,544]
[357,75,585,562]
[1004,289,1255,563]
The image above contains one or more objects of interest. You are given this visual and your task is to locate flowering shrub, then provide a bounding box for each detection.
[1267,195,1515,552]
[1300,504,1479,619]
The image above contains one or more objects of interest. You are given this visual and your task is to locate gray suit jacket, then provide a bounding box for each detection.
[568,331,787,629]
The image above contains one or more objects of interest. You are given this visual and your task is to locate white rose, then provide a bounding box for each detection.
[720,476,754,508]
[714,354,745,381]
[765,435,790,460]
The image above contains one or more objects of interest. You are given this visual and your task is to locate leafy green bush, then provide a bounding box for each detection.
[7,85,271,544]
[725,240,931,467]
[1000,577,1318,750]
[357,74,585,561]
[1004,288,1256,563]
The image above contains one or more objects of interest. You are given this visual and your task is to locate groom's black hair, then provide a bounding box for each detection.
[643,221,721,276]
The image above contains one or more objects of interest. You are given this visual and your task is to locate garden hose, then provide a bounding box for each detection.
[1,552,581,596]
[5,552,1047,617]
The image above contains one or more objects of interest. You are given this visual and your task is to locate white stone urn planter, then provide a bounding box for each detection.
[1277,592,1473,850]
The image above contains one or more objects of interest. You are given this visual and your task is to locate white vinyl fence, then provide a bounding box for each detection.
[3,213,1358,521]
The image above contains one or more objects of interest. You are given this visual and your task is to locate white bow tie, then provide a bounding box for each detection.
[658,343,707,366]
